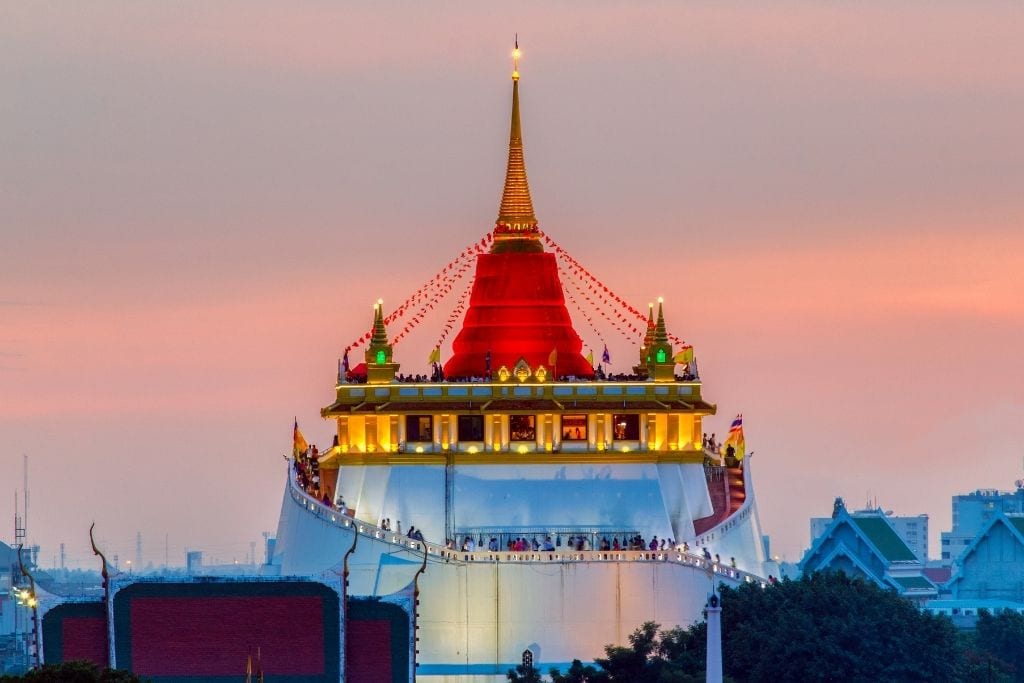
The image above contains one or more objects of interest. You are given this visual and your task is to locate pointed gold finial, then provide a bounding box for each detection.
[512,34,521,81]
[655,298,669,345]
[492,36,541,253]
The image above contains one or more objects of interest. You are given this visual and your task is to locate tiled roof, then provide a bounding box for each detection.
[922,566,953,584]
[891,575,934,590]
[1007,515,1024,538]
[852,516,917,562]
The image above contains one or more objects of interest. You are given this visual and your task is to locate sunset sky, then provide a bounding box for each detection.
[2,2,1022,568]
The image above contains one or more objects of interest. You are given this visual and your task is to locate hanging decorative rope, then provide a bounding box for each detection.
[542,231,687,347]
[436,274,476,349]
[344,233,492,352]
[391,256,474,346]
[557,260,621,346]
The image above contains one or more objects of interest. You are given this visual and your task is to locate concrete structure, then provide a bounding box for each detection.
[811,508,929,562]
[800,499,937,604]
[939,484,1024,562]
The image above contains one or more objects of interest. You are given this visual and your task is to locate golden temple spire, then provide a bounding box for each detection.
[493,37,541,253]
[370,299,388,346]
[644,303,656,348]
[365,299,399,383]
[654,297,669,345]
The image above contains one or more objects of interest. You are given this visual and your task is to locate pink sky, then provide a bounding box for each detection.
[2,2,1022,568]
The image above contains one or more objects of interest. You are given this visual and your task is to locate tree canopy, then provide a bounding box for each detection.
[510,572,970,682]
[0,662,147,683]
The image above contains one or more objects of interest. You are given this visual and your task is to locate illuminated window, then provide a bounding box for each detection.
[406,415,433,442]
[375,349,386,365]
[561,415,587,441]
[510,415,536,441]
[457,415,484,441]
[612,414,640,441]
[656,348,667,363]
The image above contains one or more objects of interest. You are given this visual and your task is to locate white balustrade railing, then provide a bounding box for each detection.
[287,467,766,586]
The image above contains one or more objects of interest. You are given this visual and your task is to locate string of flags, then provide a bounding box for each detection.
[434,274,476,355]
[557,260,635,346]
[343,233,493,353]
[542,231,688,348]
[337,229,694,366]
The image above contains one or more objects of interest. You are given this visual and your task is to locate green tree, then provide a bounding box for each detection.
[966,608,1024,682]
[549,659,606,683]
[0,662,147,683]
[719,572,961,682]
[507,662,544,683]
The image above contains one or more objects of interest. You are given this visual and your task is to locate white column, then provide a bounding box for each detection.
[706,593,723,683]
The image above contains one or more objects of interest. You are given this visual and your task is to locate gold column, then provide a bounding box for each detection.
[365,416,379,453]
[389,415,400,452]
[337,417,350,452]
[440,415,451,450]
[667,414,680,450]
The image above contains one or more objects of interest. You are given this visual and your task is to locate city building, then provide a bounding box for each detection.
[923,510,1024,627]
[939,483,1024,562]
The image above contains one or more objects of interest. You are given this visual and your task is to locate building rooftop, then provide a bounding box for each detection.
[850,517,918,563]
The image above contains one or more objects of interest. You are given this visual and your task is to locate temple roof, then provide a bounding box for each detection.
[850,516,917,562]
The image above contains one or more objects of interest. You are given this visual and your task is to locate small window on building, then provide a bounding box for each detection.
[457,415,484,441]
[406,415,433,442]
[376,349,386,365]
[561,415,587,441]
[613,414,640,441]
[510,415,536,441]
[522,649,534,669]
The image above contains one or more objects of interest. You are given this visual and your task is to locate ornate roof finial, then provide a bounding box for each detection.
[654,297,669,345]
[365,300,400,383]
[493,37,541,253]
[644,303,656,347]
[512,34,520,81]
[370,299,388,347]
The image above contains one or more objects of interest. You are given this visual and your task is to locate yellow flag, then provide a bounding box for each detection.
[293,419,308,459]
[585,349,594,367]
[673,346,694,364]
[720,414,745,460]
[548,347,558,367]
[428,347,441,364]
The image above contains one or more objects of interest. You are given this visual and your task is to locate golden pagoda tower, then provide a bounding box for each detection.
[364,299,399,384]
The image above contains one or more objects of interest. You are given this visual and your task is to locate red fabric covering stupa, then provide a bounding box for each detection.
[444,51,594,380]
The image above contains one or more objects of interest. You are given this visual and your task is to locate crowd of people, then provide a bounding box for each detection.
[292,445,325,502]
[443,533,689,553]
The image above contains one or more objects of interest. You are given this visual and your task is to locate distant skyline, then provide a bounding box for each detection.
[2,2,1022,567]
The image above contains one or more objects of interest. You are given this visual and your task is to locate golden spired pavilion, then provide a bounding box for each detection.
[273,43,766,681]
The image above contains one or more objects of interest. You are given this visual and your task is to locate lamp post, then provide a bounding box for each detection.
[16,546,41,669]
[705,591,723,683]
